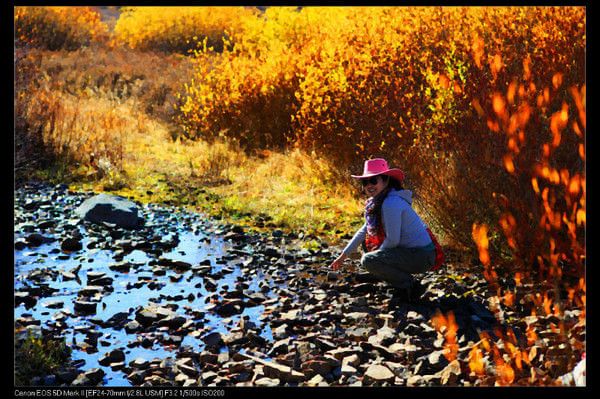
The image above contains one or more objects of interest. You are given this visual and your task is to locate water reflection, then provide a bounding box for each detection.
[15,204,278,387]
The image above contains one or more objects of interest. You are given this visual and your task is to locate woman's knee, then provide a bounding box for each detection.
[361,251,383,273]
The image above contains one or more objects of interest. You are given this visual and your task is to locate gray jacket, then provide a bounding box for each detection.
[342,189,432,256]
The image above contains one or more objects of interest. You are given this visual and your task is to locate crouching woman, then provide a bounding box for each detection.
[330,158,436,298]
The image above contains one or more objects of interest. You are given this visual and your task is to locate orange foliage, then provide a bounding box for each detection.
[14,7,108,50]
[176,7,585,261]
[431,310,459,361]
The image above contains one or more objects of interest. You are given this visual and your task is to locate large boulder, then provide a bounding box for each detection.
[75,194,143,229]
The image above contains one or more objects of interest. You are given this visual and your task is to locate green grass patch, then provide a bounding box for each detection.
[14,331,72,386]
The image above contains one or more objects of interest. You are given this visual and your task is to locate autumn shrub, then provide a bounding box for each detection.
[14,6,108,51]
[178,7,585,258]
[177,7,308,149]
[112,6,259,54]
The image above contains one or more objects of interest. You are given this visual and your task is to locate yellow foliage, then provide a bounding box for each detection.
[112,7,259,53]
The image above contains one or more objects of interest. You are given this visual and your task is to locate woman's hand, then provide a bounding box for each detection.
[330,254,347,270]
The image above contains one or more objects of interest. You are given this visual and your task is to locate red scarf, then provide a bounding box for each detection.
[364,196,386,251]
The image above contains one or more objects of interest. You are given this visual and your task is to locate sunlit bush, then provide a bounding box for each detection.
[14,6,108,50]
[178,7,585,258]
[112,6,259,54]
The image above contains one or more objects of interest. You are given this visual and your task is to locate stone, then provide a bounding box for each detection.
[103,312,130,328]
[135,305,174,327]
[72,368,105,386]
[327,347,359,361]
[130,357,150,370]
[75,193,143,229]
[176,358,199,378]
[74,300,97,314]
[301,359,332,377]
[26,233,53,247]
[78,286,104,296]
[42,300,64,309]
[346,327,374,341]
[240,353,305,383]
[201,371,219,384]
[254,377,280,387]
[306,374,325,386]
[352,283,377,294]
[368,326,397,346]
[438,360,462,385]
[61,238,82,252]
[363,364,395,385]
[199,351,219,365]
[98,349,125,366]
[214,301,243,317]
[267,338,290,357]
[341,364,357,376]
[428,350,449,370]
[342,354,361,367]
[124,320,141,333]
[15,292,37,308]
[158,315,187,330]
[202,332,224,350]
[61,271,77,281]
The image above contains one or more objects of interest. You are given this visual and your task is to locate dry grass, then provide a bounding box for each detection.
[89,120,364,239]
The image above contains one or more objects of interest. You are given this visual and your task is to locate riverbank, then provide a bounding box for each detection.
[14,181,584,386]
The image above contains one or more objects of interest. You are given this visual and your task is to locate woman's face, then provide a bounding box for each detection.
[362,175,388,197]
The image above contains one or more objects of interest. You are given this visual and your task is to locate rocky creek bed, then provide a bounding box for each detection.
[14,181,584,387]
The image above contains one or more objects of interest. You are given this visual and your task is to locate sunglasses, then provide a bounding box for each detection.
[360,176,381,187]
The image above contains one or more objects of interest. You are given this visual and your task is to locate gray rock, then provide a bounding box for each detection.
[61,271,77,281]
[267,338,290,357]
[74,300,97,314]
[76,194,143,229]
[159,315,187,330]
[55,368,79,384]
[61,238,82,252]
[176,358,199,378]
[78,286,105,296]
[26,233,53,247]
[99,349,126,366]
[124,320,141,333]
[127,370,146,385]
[254,377,280,387]
[301,359,333,377]
[199,351,219,365]
[438,359,462,385]
[42,300,64,309]
[240,353,305,383]
[130,357,150,370]
[363,364,395,385]
[202,332,224,350]
[72,368,105,386]
[15,292,37,308]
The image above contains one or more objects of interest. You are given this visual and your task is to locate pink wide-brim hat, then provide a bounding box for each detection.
[351,158,405,182]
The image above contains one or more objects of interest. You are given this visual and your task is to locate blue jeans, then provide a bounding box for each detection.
[361,243,435,289]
